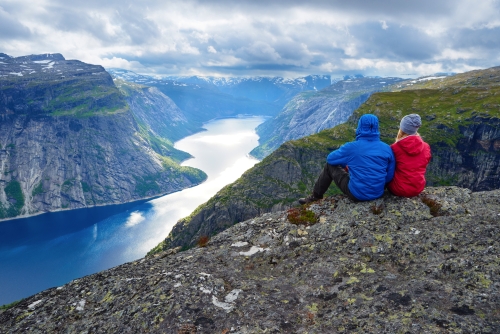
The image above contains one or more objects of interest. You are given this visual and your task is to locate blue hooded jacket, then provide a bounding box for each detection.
[326,114,395,201]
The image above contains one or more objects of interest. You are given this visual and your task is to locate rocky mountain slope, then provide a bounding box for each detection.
[2,187,499,333]
[116,79,199,141]
[152,66,500,252]
[250,76,404,159]
[0,54,206,220]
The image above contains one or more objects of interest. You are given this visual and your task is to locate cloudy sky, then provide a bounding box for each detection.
[1,0,500,78]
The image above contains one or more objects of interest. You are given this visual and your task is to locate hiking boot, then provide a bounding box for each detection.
[298,195,321,205]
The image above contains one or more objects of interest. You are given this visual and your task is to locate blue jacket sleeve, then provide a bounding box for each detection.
[326,144,350,167]
[385,149,396,183]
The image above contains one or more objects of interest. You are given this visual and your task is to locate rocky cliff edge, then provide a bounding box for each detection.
[1,186,499,333]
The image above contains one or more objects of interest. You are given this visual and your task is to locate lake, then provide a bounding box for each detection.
[0,116,265,306]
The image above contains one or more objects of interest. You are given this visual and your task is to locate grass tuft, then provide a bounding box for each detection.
[420,195,442,217]
[370,203,385,215]
[287,206,318,226]
[197,235,210,248]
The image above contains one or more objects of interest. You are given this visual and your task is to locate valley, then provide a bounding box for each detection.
[1,53,499,332]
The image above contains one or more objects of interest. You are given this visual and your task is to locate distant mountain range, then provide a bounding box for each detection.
[108,69,333,126]
[110,69,332,105]
[164,74,333,107]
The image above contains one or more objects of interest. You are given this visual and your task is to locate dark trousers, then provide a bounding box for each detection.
[312,163,359,201]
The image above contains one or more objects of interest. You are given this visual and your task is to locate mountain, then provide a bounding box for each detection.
[250,76,405,159]
[151,66,500,253]
[108,69,282,128]
[0,54,206,220]
[2,186,499,332]
[114,79,201,147]
[167,75,333,107]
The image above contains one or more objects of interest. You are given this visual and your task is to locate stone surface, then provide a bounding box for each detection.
[1,187,499,333]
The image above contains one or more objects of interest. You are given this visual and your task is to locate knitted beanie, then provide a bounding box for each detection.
[400,114,421,135]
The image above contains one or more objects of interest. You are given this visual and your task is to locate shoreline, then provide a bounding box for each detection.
[0,179,207,224]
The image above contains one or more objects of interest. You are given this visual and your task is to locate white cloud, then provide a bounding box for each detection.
[1,0,500,77]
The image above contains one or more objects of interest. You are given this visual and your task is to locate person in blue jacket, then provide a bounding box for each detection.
[299,114,395,204]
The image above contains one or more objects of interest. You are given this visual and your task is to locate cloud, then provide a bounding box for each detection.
[0,6,31,39]
[1,0,499,77]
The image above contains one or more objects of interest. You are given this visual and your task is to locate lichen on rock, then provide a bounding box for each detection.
[1,186,499,333]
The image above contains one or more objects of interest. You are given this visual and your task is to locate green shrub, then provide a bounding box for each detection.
[81,181,91,192]
[32,182,44,197]
[5,180,24,213]
[0,299,23,310]
[287,206,318,226]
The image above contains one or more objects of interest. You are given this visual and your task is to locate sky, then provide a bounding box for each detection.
[1,0,500,78]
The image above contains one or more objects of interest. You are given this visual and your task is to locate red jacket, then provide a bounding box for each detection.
[387,135,431,197]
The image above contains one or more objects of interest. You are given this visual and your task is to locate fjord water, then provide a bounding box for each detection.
[0,116,265,305]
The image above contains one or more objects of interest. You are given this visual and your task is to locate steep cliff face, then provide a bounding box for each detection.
[426,116,500,190]
[115,79,201,143]
[2,187,499,333]
[250,77,404,159]
[152,67,500,252]
[0,54,206,219]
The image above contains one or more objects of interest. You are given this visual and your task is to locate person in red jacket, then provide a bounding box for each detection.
[387,114,431,197]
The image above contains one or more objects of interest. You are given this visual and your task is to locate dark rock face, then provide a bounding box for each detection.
[2,187,498,333]
[0,54,206,219]
[453,116,500,190]
[0,112,205,219]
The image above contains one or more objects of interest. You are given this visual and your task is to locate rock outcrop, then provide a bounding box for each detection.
[1,187,499,333]
[0,54,206,219]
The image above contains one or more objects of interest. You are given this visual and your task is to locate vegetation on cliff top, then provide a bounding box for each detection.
[0,58,128,117]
